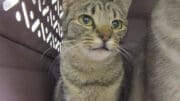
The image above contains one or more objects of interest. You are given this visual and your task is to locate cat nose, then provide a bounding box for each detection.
[97,25,112,42]
[98,34,111,42]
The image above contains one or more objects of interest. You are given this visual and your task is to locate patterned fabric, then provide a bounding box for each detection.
[1,0,63,52]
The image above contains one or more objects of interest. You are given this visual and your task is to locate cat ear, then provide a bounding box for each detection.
[114,0,132,15]
[63,0,75,9]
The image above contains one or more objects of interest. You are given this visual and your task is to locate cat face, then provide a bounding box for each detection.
[62,0,132,61]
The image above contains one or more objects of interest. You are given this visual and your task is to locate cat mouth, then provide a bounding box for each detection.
[91,46,109,51]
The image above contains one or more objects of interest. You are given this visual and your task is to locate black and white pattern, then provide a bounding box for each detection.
[2,0,63,52]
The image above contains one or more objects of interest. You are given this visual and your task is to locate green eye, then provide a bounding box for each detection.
[112,20,123,29]
[79,15,93,26]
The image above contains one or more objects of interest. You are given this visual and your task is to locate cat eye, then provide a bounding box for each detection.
[78,15,93,26]
[112,20,123,30]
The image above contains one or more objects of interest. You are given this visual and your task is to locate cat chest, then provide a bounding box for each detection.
[64,79,121,101]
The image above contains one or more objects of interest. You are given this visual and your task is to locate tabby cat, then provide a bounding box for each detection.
[55,0,132,101]
[146,0,180,101]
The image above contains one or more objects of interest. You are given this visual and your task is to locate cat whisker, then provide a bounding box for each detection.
[62,40,76,44]
[62,42,82,54]
[120,47,131,57]
[40,47,52,60]
[81,37,94,40]
[82,41,93,44]
[82,38,94,41]
[115,47,132,60]
[115,48,128,59]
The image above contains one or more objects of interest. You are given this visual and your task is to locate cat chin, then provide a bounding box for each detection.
[87,49,112,61]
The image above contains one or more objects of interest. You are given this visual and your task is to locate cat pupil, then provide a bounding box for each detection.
[83,15,91,24]
[112,20,120,29]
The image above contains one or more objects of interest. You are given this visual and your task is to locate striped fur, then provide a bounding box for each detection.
[55,0,132,101]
